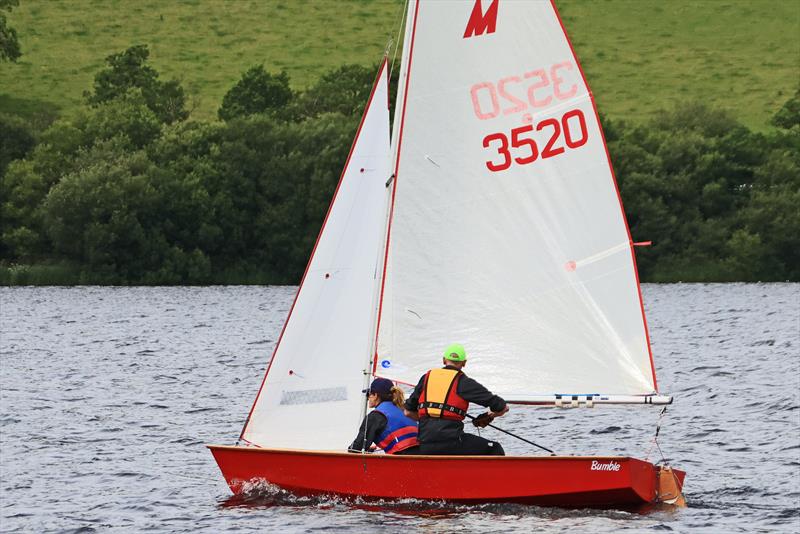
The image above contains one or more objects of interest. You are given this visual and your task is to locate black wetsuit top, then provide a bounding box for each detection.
[404,365,507,444]
[347,410,387,452]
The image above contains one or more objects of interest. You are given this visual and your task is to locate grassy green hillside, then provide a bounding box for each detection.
[1,0,798,127]
[0,0,406,121]
[559,0,800,130]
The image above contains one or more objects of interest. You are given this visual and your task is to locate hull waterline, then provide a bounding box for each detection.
[208,445,685,508]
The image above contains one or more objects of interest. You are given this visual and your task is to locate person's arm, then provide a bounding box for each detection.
[458,375,508,415]
[347,411,387,452]
[403,375,425,418]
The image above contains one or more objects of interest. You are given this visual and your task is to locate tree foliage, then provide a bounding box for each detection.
[294,63,399,122]
[0,112,35,175]
[609,102,799,281]
[771,88,800,130]
[0,0,21,62]
[297,64,377,118]
[218,65,292,121]
[86,45,188,124]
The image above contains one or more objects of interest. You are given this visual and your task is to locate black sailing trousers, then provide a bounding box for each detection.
[418,433,505,456]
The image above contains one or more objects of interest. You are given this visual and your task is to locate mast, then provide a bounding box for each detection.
[370,0,418,377]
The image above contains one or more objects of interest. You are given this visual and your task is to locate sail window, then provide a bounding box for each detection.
[279,387,348,406]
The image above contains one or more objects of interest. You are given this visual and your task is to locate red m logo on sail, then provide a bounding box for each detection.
[463,0,499,39]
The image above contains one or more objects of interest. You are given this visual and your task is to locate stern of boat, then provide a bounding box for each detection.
[655,465,687,506]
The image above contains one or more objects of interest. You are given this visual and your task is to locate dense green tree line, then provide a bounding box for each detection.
[1,45,797,284]
[608,97,799,281]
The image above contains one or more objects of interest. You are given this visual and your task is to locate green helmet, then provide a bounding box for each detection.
[443,343,467,362]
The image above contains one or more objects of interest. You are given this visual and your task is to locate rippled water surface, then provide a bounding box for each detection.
[1,284,798,533]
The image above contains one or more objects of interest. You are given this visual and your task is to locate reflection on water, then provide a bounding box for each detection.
[1,284,799,532]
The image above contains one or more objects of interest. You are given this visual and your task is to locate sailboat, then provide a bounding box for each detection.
[209,0,686,508]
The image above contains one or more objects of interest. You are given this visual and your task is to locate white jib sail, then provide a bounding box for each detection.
[376,0,659,400]
[241,61,391,449]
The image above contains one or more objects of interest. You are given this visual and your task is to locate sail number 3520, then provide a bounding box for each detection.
[482,109,588,172]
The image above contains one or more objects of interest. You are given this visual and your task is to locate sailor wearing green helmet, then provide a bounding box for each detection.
[404,343,509,455]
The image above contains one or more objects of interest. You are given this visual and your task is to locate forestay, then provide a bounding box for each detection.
[241,61,391,449]
[376,0,659,400]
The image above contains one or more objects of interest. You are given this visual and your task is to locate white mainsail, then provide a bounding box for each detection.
[241,61,392,449]
[375,0,661,401]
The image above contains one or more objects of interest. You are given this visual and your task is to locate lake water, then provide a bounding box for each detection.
[1,284,798,533]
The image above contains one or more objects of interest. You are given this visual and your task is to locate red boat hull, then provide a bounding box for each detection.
[208,445,685,508]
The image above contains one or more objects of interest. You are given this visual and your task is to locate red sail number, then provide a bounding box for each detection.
[483,133,511,171]
[481,109,589,172]
[511,125,538,164]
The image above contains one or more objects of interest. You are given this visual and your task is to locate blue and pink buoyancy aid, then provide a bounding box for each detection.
[374,401,419,453]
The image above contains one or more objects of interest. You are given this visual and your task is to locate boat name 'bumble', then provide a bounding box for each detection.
[590,461,621,471]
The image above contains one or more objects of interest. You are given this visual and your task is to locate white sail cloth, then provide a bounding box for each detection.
[376,0,658,399]
[241,62,391,449]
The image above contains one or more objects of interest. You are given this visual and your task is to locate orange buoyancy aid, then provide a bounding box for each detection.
[418,368,469,421]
